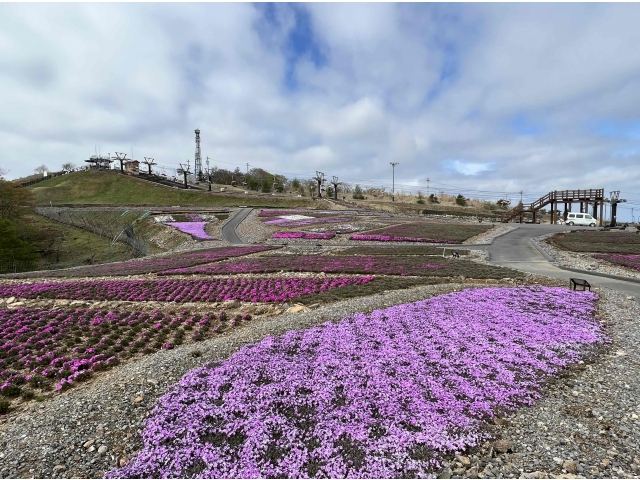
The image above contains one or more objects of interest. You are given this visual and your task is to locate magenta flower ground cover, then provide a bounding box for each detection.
[106,287,605,479]
[0,308,232,401]
[350,233,458,244]
[264,217,351,227]
[259,210,336,217]
[165,222,214,240]
[592,253,640,271]
[273,231,336,240]
[0,276,374,304]
[159,255,443,277]
[8,246,277,278]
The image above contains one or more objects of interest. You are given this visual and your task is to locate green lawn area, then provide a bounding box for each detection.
[550,230,640,254]
[16,213,134,268]
[29,170,317,208]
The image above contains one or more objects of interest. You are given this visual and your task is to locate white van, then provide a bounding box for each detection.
[566,212,596,227]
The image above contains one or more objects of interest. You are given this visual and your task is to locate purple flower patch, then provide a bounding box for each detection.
[0,277,374,303]
[165,222,215,240]
[350,234,458,244]
[273,231,336,240]
[593,253,640,271]
[105,286,605,479]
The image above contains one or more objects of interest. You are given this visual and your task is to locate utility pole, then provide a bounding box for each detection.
[141,157,156,175]
[519,190,523,204]
[390,162,399,202]
[331,176,340,200]
[178,163,192,189]
[314,171,325,198]
[246,163,250,174]
[426,178,430,198]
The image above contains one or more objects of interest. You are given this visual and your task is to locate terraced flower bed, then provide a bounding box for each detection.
[273,232,336,240]
[551,231,640,254]
[164,222,215,240]
[159,255,522,279]
[350,233,459,244]
[353,222,492,244]
[0,277,374,303]
[0,307,236,405]
[265,217,351,227]
[337,246,469,256]
[259,210,336,218]
[592,253,640,271]
[106,286,605,478]
[7,246,277,279]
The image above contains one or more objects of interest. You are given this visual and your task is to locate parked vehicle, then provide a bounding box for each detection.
[566,212,596,227]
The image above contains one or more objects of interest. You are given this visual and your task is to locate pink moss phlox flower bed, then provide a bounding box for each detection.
[0,308,226,395]
[105,287,605,479]
[273,231,336,240]
[0,277,374,303]
[159,255,442,276]
[350,234,459,244]
[264,217,351,227]
[165,222,214,240]
[259,210,335,218]
[592,253,640,271]
[8,246,277,278]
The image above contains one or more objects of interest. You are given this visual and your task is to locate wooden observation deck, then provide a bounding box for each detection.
[501,189,606,224]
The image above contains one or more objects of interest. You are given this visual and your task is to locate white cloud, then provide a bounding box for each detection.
[1,3,640,219]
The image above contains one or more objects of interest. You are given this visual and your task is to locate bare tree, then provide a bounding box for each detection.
[0,167,7,179]
[34,164,49,175]
[61,162,76,172]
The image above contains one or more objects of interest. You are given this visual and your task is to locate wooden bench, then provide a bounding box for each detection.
[570,278,591,291]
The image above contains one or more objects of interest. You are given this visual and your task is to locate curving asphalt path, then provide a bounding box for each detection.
[220,207,253,245]
[486,224,640,296]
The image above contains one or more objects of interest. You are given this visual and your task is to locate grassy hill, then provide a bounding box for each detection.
[29,170,317,208]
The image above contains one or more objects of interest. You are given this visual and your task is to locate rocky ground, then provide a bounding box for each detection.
[532,233,640,281]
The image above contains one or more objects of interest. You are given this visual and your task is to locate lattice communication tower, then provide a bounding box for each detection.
[194,129,202,177]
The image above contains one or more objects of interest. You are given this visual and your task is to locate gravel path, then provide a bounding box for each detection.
[2,280,639,479]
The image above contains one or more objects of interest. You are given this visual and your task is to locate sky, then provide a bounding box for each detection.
[1,3,640,220]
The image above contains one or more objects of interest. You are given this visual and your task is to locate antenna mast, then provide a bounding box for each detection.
[194,129,202,179]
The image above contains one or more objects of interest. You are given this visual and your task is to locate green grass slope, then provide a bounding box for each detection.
[29,170,316,208]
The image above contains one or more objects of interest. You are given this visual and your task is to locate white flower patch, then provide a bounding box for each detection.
[153,215,175,222]
[280,215,314,221]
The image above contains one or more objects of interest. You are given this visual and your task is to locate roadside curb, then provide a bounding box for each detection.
[529,239,556,263]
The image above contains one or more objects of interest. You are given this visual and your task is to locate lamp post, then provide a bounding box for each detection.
[390,162,399,202]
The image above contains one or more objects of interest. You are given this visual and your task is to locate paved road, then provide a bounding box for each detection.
[487,224,640,296]
[220,208,253,245]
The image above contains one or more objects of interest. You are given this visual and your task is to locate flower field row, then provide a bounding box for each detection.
[9,246,277,278]
[592,253,640,271]
[159,255,444,276]
[258,210,335,217]
[0,277,375,304]
[0,307,242,403]
[357,222,492,243]
[273,231,336,240]
[349,234,459,244]
[551,231,640,254]
[107,287,605,478]
[264,217,351,227]
[165,222,215,240]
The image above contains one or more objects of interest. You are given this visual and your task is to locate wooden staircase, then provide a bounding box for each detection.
[500,189,605,223]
